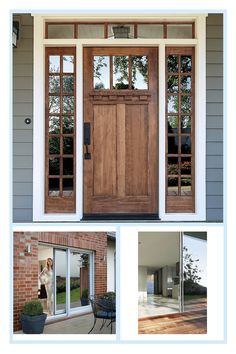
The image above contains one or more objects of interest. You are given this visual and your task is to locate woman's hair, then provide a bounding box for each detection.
[46,257,53,270]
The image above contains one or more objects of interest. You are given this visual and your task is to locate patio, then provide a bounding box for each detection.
[15,313,116,335]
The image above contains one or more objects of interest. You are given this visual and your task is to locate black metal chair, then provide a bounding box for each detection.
[88,294,116,334]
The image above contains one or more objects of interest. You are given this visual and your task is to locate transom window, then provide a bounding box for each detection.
[45,22,195,39]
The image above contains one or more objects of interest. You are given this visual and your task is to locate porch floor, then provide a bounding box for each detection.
[15,313,116,335]
[139,294,179,318]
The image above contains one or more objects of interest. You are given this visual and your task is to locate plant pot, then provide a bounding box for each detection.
[81,297,89,306]
[20,313,47,334]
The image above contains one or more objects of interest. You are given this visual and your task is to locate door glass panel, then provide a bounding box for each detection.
[38,245,54,316]
[167,24,193,38]
[181,177,191,195]
[93,56,110,89]
[168,116,178,133]
[47,24,74,39]
[63,55,74,73]
[49,55,60,73]
[55,249,67,314]
[181,96,191,113]
[113,56,129,89]
[78,24,104,38]
[131,56,148,89]
[168,177,178,195]
[63,75,74,93]
[137,24,163,38]
[168,135,178,154]
[70,252,90,309]
[181,157,191,175]
[62,116,74,134]
[181,56,192,73]
[183,233,207,319]
[168,157,179,175]
[49,116,60,134]
[181,136,191,154]
[49,76,60,93]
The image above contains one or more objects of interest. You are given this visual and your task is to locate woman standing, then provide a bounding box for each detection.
[39,258,54,315]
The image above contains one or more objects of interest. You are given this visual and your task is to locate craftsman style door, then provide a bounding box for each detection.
[83,47,158,218]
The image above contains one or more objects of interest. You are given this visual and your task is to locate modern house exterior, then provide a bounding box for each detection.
[13,231,116,331]
[13,12,223,223]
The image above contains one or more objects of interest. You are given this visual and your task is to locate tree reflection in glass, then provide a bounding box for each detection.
[131,56,148,89]
[62,116,74,134]
[113,56,129,89]
[93,56,110,89]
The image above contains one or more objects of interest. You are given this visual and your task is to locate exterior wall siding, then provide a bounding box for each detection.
[206,14,224,221]
[14,231,107,331]
[12,14,224,222]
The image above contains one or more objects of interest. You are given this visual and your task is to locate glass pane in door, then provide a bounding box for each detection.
[55,249,67,314]
[183,232,207,314]
[70,252,90,309]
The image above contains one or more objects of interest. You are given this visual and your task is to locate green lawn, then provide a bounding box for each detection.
[56,287,80,305]
[184,294,207,301]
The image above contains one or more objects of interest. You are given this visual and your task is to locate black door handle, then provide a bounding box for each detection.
[84,123,91,159]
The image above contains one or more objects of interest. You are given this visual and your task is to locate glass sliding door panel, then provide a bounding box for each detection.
[38,244,54,316]
[183,232,207,313]
[70,251,90,309]
[55,249,67,314]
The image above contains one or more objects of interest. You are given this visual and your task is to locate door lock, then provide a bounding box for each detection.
[84,123,91,160]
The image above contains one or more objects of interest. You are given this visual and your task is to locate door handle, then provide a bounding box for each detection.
[84,123,91,160]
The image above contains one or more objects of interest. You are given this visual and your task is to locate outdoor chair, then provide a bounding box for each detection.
[88,294,116,334]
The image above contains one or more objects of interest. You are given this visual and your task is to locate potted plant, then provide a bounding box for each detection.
[80,288,89,306]
[20,300,47,334]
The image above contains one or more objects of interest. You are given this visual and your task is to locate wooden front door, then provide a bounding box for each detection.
[83,47,158,218]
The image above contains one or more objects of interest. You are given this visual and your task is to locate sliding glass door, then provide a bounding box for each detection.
[54,248,67,315]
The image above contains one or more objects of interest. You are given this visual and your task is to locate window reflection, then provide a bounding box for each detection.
[168,96,178,113]
[49,76,60,93]
[49,116,60,134]
[113,56,129,89]
[168,135,178,154]
[181,136,191,154]
[49,157,60,175]
[49,55,60,73]
[167,55,178,73]
[63,55,74,73]
[62,116,74,134]
[168,177,178,195]
[63,76,74,93]
[131,56,148,89]
[49,96,60,114]
[49,178,60,196]
[93,56,110,89]
[167,76,178,93]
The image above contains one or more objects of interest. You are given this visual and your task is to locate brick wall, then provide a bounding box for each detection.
[14,232,107,331]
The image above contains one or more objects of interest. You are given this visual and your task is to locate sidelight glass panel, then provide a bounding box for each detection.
[49,116,60,134]
[168,135,178,154]
[70,252,90,309]
[49,96,60,114]
[181,96,191,113]
[131,56,148,89]
[168,177,178,196]
[181,116,191,133]
[49,75,60,93]
[62,178,73,196]
[63,116,74,134]
[183,233,207,319]
[137,24,163,38]
[78,24,104,38]
[167,76,178,93]
[49,55,60,73]
[181,136,191,154]
[181,56,192,73]
[63,137,73,154]
[181,177,191,195]
[113,56,129,89]
[167,55,178,73]
[49,137,60,154]
[63,55,74,73]
[63,75,74,93]
[181,157,191,175]
[168,96,178,113]
[48,24,74,39]
[93,56,110,89]
[167,24,193,38]
[63,157,73,175]
[168,116,178,133]
[49,178,60,196]
[55,249,67,314]
[168,157,179,175]
[49,157,60,175]
[181,76,191,93]
[62,96,74,114]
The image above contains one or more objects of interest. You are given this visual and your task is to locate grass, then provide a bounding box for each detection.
[184,294,207,301]
[56,288,80,305]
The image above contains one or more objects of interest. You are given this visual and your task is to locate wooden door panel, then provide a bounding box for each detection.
[93,105,117,196]
[125,104,148,196]
[83,47,158,217]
